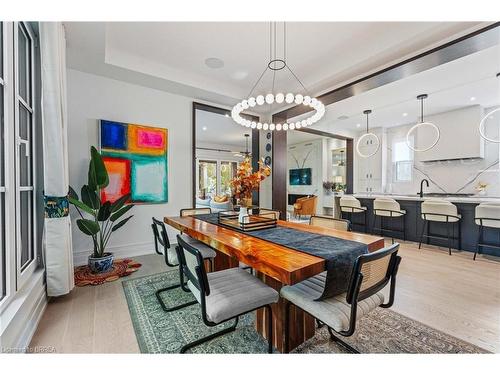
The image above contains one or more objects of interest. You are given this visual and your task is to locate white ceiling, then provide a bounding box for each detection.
[195,109,251,149]
[290,44,500,134]
[64,21,484,109]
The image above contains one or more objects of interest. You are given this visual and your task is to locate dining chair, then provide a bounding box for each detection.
[281,243,401,353]
[339,196,368,233]
[373,198,406,244]
[419,199,461,255]
[259,208,281,220]
[473,202,500,260]
[176,234,279,353]
[310,215,351,231]
[152,217,216,312]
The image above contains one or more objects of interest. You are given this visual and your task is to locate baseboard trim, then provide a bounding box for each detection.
[73,241,154,266]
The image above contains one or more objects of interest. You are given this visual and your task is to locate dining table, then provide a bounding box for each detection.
[164,214,385,352]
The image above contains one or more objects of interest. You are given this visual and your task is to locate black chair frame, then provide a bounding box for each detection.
[372,208,406,244]
[176,235,274,354]
[474,217,500,260]
[340,206,367,233]
[151,217,197,312]
[419,213,462,255]
[284,243,401,353]
[309,215,352,231]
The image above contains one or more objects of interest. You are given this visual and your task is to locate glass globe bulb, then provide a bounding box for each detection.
[294,94,303,104]
[276,123,282,131]
[263,123,269,130]
[303,96,311,105]
[295,123,301,129]
[285,93,294,104]
[241,100,249,109]
[248,97,256,107]
[269,123,275,131]
[306,118,312,125]
[275,93,284,104]
[310,98,318,107]
[265,93,274,104]
[256,95,265,105]
[289,123,295,130]
[257,123,263,130]
[283,123,289,131]
[251,122,257,129]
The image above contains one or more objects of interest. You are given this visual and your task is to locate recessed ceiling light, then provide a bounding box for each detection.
[402,112,408,117]
[356,123,361,128]
[202,126,207,131]
[205,57,224,69]
[470,96,476,101]
[338,115,349,121]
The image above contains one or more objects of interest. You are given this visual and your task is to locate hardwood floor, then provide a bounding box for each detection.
[29,240,500,353]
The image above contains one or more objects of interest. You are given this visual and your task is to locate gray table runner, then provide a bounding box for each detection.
[193,213,368,299]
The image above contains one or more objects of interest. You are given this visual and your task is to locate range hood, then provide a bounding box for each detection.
[416,105,485,162]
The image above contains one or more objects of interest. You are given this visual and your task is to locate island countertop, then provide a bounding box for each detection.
[352,193,500,204]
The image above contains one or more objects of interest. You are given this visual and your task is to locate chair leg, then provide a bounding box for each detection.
[418,220,426,250]
[156,284,197,312]
[327,327,359,354]
[266,305,273,354]
[447,223,452,255]
[474,226,483,261]
[426,220,430,244]
[180,317,239,353]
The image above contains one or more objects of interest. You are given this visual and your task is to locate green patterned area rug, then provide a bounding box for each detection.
[122,271,488,354]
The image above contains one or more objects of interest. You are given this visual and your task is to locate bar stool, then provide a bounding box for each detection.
[419,199,461,255]
[373,198,406,244]
[474,202,500,260]
[339,196,368,233]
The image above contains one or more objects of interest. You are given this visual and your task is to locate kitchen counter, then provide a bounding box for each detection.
[353,193,500,204]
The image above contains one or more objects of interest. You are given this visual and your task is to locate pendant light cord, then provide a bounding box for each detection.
[366,112,369,134]
[420,96,425,123]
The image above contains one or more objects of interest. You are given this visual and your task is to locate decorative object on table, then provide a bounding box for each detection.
[406,94,440,152]
[99,119,168,203]
[230,22,325,132]
[356,109,380,158]
[217,211,277,232]
[230,156,271,223]
[264,155,272,166]
[68,146,135,273]
[475,181,489,196]
[334,175,346,192]
[323,181,334,195]
[75,258,141,286]
[123,271,488,354]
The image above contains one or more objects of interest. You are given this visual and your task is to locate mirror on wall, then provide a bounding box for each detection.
[193,104,259,212]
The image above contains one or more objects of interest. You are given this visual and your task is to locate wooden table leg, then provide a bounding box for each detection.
[255,271,315,353]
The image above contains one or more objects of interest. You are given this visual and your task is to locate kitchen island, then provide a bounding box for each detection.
[333,193,500,256]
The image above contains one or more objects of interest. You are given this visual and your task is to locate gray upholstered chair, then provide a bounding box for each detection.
[176,234,279,353]
[281,243,401,353]
[152,217,216,312]
[310,215,350,232]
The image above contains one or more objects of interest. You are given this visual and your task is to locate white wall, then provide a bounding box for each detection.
[67,69,195,265]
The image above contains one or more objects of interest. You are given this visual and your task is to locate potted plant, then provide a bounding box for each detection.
[323,181,334,195]
[68,146,134,273]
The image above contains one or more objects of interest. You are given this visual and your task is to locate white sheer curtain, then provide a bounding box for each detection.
[40,23,74,296]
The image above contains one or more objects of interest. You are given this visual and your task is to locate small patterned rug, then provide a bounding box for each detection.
[122,270,488,354]
[75,258,141,286]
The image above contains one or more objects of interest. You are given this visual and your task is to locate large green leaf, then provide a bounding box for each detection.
[110,204,133,222]
[76,219,100,236]
[110,193,131,213]
[112,215,133,232]
[88,159,97,192]
[81,185,100,210]
[68,197,94,215]
[68,186,79,200]
[90,146,109,188]
[97,201,112,221]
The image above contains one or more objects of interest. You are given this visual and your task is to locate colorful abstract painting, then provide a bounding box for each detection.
[99,120,168,204]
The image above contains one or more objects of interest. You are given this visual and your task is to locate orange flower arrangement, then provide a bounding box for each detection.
[230,157,271,207]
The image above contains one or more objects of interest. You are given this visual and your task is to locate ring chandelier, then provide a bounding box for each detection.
[231,92,325,131]
[406,94,440,152]
[356,109,380,158]
[231,22,325,131]
[478,73,500,143]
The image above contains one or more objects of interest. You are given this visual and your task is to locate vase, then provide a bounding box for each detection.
[238,206,249,224]
[88,252,114,274]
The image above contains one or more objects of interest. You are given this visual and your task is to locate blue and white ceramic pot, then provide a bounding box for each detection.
[88,252,114,274]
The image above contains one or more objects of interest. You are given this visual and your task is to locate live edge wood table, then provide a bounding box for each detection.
[164,215,385,353]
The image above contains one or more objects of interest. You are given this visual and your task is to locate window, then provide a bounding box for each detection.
[198,160,217,197]
[220,161,237,196]
[393,140,413,182]
[0,22,39,307]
